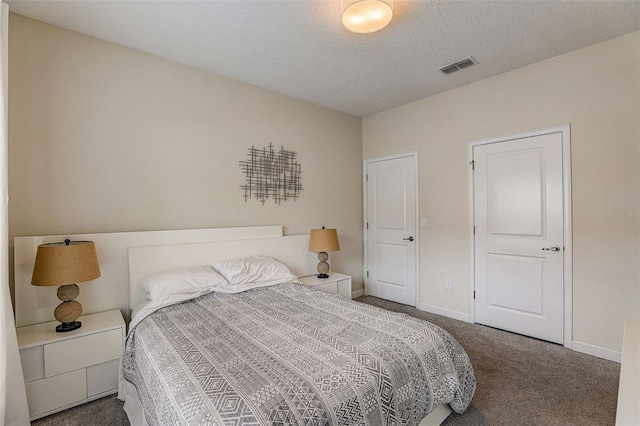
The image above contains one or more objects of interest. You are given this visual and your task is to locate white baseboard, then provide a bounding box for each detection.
[572,340,621,363]
[367,298,621,364]
[418,303,470,323]
[351,289,365,299]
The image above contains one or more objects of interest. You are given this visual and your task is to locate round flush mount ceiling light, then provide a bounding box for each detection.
[342,0,393,34]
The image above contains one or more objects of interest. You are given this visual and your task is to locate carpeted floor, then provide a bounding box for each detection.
[357,296,620,426]
[32,296,620,426]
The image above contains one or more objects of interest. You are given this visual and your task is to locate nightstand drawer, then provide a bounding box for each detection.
[87,359,120,397]
[45,328,123,377]
[298,273,352,299]
[313,281,338,293]
[25,368,86,418]
[20,345,44,382]
[337,278,351,297]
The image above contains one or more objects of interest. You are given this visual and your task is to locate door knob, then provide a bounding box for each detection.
[403,236,414,242]
[542,246,560,252]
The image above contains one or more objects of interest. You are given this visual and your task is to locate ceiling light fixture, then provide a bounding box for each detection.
[342,0,393,34]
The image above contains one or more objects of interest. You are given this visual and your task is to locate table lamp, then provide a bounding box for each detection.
[309,227,340,278]
[31,239,101,332]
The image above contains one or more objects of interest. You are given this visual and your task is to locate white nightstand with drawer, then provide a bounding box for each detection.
[298,272,352,299]
[17,309,125,420]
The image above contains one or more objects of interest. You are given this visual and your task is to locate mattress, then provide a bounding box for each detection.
[122,282,475,425]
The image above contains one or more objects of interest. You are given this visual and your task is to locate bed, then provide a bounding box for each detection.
[119,235,475,425]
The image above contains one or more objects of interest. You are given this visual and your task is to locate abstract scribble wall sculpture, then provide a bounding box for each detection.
[239,144,302,205]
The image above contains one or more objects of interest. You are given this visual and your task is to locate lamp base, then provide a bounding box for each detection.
[316,252,330,279]
[54,284,83,333]
[56,321,82,333]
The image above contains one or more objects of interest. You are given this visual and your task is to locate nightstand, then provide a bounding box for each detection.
[298,272,352,299]
[16,309,125,420]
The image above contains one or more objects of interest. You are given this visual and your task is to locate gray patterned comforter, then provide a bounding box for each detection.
[122,282,475,425]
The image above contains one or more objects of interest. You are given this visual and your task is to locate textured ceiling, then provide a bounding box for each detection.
[7,0,640,117]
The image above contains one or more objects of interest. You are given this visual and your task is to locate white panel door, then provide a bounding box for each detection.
[366,155,417,305]
[474,132,564,343]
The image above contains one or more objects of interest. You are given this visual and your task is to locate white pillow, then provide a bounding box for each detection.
[139,265,229,300]
[213,255,297,285]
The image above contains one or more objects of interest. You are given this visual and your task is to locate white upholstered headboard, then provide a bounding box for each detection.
[14,226,284,326]
[128,234,316,309]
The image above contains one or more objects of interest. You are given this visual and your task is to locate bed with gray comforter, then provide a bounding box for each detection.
[122,282,475,425]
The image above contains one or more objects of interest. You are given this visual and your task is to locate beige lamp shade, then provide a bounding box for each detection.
[309,229,340,253]
[31,240,101,286]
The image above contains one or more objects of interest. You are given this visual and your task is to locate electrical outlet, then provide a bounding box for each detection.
[445,279,453,290]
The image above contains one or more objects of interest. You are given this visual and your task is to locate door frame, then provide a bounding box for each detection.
[363,151,420,308]
[467,124,573,348]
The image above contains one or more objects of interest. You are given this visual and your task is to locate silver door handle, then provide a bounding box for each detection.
[403,236,414,242]
[542,246,560,252]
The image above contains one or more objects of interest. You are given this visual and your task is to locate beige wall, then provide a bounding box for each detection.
[9,13,639,356]
[363,31,640,355]
[8,14,364,299]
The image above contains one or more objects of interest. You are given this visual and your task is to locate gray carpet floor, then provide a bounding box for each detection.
[32,296,620,426]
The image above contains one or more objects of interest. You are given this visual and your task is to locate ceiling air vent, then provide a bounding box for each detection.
[440,57,478,75]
